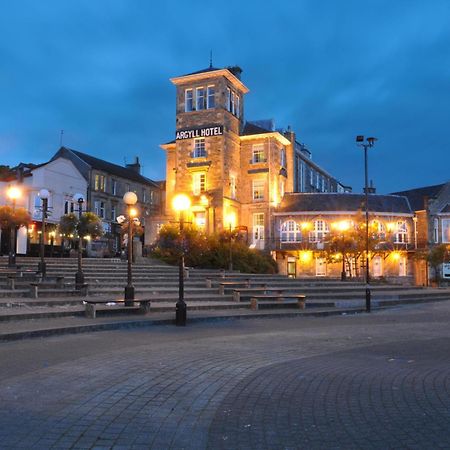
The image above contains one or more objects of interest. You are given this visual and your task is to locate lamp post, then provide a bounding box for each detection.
[123,191,138,306]
[73,193,85,289]
[173,194,191,326]
[7,186,21,268]
[356,135,377,312]
[37,189,49,277]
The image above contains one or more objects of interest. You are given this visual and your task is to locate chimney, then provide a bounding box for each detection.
[363,179,376,194]
[126,156,141,174]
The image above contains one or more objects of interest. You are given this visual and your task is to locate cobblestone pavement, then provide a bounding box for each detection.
[0,302,450,449]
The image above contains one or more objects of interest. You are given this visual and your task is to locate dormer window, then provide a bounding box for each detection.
[185,89,193,112]
[196,87,205,110]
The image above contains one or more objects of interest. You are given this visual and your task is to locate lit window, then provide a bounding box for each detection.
[280,220,301,242]
[230,175,236,199]
[185,89,193,112]
[207,86,215,109]
[309,220,329,242]
[252,179,265,201]
[442,219,450,243]
[394,221,408,244]
[371,220,386,240]
[193,138,206,158]
[193,172,206,195]
[196,87,205,110]
[94,174,106,192]
[253,213,265,242]
[252,144,266,163]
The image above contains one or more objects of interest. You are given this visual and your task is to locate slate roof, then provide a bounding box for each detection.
[441,203,450,213]
[390,184,446,211]
[241,122,272,136]
[55,147,158,187]
[277,193,412,215]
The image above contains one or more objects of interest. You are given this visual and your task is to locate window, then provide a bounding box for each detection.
[434,218,439,243]
[150,190,154,204]
[394,221,408,244]
[194,212,206,228]
[207,86,215,109]
[310,169,314,187]
[280,220,301,242]
[185,89,193,112]
[125,183,130,193]
[64,201,75,214]
[236,95,240,118]
[196,87,205,110]
[280,148,286,168]
[226,88,231,111]
[252,144,266,163]
[252,213,265,247]
[142,189,147,203]
[94,174,106,192]
[442,219,450,243]
[231,91,235,115]
[371,220,386,240]
[193,172,206,195]
[111,205,116,221]
[252,180,265,201]
[309,220,329,242]
[112,179,117,196]
[94,201,105,219]
[193,138,206,158]
[230,175,236,199]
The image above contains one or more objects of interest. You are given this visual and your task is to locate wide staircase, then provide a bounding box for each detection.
[0,256,449,325]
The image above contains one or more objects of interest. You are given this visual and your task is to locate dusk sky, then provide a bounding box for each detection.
[1,0,449,194]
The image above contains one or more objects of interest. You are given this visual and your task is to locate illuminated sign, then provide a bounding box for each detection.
[176,125,224,140]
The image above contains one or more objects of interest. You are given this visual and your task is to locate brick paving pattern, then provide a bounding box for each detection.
[0,302,449,449]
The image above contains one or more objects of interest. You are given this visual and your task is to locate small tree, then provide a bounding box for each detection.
[0,205,32,229]
[427,244,449,284]
[58,212,103,243]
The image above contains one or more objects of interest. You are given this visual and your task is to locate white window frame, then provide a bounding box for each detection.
[236,94,240,118]
[252,144,266,164]
[442,218,450,243]
[193,138,206,158]
[94,200,105,219]
[434,218,439,243]
[309,220,329,242]
[196,87,205,111]
[394,221,408,244]
[207,85,215,109]
[185,89,193,112]
[252,213,265,245]
[252,179,265,201]
[193,172,206,196]
[280,220,302,243]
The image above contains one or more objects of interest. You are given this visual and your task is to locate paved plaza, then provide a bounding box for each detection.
[1,302,450,449]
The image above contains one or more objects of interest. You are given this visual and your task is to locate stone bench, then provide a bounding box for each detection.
[232,286,292,302]
[29,282,88,298]
[250,294,306,311]
[218,280,252,295]
[84,299,151,319]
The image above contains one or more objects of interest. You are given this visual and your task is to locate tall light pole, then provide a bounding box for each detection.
[73,193,85,289]
[123,191,138,306]
[356,135,377,312]
[173,194,191,326]
[7,186,21,268]
[37,189,49,277]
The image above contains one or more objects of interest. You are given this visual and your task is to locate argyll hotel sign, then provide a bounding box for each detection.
[176,125,224,140]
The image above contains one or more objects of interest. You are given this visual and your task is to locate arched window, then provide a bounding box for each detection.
[280,220,302,242]
[309,220,329,242]
[394,221,408,244]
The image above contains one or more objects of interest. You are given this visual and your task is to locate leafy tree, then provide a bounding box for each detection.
[418,244,450,284]
[58,212,103,239]
[151,224,277,274]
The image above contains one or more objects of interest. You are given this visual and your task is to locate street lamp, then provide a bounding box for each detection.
[7,186,21,268]
[37,189,49,277]
[172,193,191,326]
[123,191,138,306]
[356,135,377,312]
[73,193,85,289]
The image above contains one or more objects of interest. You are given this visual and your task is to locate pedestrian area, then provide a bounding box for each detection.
[0,301,449,449]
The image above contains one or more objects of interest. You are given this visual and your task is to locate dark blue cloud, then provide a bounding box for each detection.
[1,0,449,192]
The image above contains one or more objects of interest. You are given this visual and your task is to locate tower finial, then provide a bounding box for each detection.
[60,129,64,147]
[209,50,213,68]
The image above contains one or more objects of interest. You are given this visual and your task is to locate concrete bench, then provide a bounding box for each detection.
[84,299,151,319]
[250,294,306,311]
[218,279,251,295]
[232,286,291,302]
